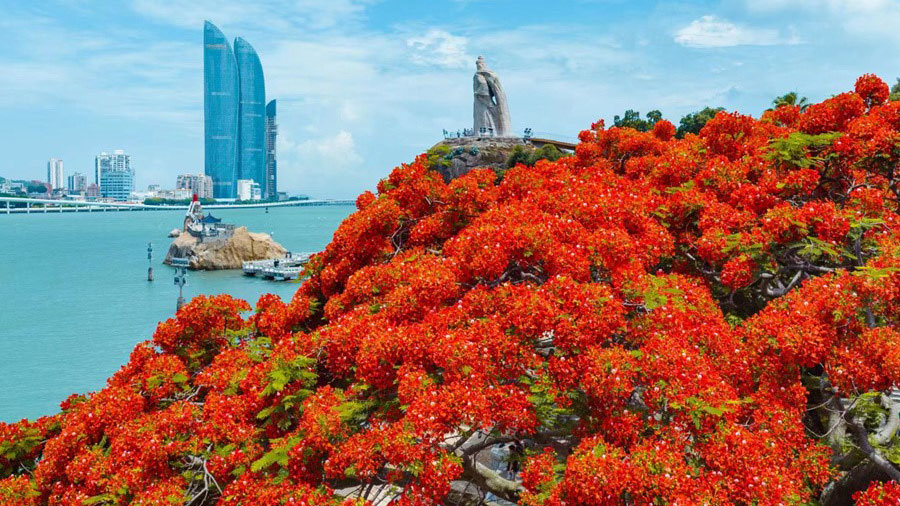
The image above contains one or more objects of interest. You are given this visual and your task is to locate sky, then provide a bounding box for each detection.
[1,0,899,199]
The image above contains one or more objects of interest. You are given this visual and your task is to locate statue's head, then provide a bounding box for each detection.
[476,56,486,71]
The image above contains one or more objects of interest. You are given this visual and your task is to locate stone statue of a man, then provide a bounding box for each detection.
[473,56,511,137]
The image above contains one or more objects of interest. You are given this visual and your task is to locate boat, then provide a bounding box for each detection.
[261,265,303,281]
[243,252,312,278]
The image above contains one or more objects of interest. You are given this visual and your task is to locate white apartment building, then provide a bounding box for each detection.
[176,173,214,199]
[236,179,261,201]
[47,158,64,190]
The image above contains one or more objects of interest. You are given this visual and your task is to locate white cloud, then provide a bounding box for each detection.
[130,0,376,32]
[747,0,891,13]
[277,130,365,195]
[407,29,471,68]
[674,16,794,48]
[745,0,900,43]
[298,130,363,167]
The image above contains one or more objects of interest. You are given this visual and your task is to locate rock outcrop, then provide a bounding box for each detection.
[164,226,286,270]
[429,137,531,182]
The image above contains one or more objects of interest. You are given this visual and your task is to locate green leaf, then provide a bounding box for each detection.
[700,406,724,416]
[83,494,114,505]
[250,440,296,472]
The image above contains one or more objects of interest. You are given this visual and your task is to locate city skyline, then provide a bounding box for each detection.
[204,21,273,200]
[2,1,900,198]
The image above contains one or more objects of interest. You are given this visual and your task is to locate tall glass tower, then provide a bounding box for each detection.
[235,38,266,193]
[203,21,240,199]
[265,99,277,199]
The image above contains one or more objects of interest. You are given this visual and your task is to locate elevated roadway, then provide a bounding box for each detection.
[0,197,355,214]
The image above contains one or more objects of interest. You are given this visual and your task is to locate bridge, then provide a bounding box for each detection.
[528,137,578,152]
[0,196,355,214]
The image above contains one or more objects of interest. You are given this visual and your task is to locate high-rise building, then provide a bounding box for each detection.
[204,21,240,199]
[67,172,86,193]
[47,158,64,190]
[235,37,266,192]
[176,173,214,199]
[94,154,108,185]
[265,99,277,199]
[203,21,271,200]
[96,150,134,201]
[236,179,261,201]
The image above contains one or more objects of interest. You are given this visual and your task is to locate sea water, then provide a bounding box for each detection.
[0,205,354,422]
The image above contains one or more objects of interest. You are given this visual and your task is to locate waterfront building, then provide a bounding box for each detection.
[265,99,277,199]
[236,179,261,201]
[204,21,240,199]
[101,169,134,201]
[94,154,108,185]
[97,150,134,201]
[203,21,271,200]
[95,150,130,186]
[162,188,193,200]
[67,172,86,193]
[236,38,266,193]
[85,183,100,199]
[47,158,64,190]
[137,187,192,201]
[176,173,214,199]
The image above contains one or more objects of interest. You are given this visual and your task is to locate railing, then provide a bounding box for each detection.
[441,127,578,144]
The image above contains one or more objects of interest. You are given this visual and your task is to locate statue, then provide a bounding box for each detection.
[473,56,511,137]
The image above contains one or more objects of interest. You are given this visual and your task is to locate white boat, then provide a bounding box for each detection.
[272,266,303,281]
[243,252,312,276]
[243,259,275,276]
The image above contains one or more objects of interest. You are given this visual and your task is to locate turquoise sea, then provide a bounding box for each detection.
[0,205,354,422]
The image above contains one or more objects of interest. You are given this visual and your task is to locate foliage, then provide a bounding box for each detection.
[611,109,662,132]
[505,144,567,169]
[3,74,900,506]
[424,145,453,171]
[676,106,725,138]
[143,197,217,206]
[771,91,809,111]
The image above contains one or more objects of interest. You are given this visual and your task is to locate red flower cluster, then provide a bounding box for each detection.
[2,75,900,505]
[854,481,900,506]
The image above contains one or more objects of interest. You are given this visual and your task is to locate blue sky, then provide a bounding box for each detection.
[1,0,899,199]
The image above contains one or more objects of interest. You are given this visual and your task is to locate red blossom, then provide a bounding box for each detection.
[2,74,900,506]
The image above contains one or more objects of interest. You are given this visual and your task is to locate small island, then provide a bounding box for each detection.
[163,195,286,270]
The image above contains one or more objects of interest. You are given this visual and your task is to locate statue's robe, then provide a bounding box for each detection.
[473,69,511,137]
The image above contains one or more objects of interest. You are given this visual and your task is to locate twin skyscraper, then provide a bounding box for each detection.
[203,21,276,200]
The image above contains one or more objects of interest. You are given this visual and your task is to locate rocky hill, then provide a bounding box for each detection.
[163,226,286,270]
[428,137,532,181]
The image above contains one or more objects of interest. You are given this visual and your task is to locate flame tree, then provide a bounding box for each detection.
[2,74,900,506]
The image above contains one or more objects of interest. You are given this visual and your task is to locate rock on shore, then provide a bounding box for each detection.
[163,226,287,270]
